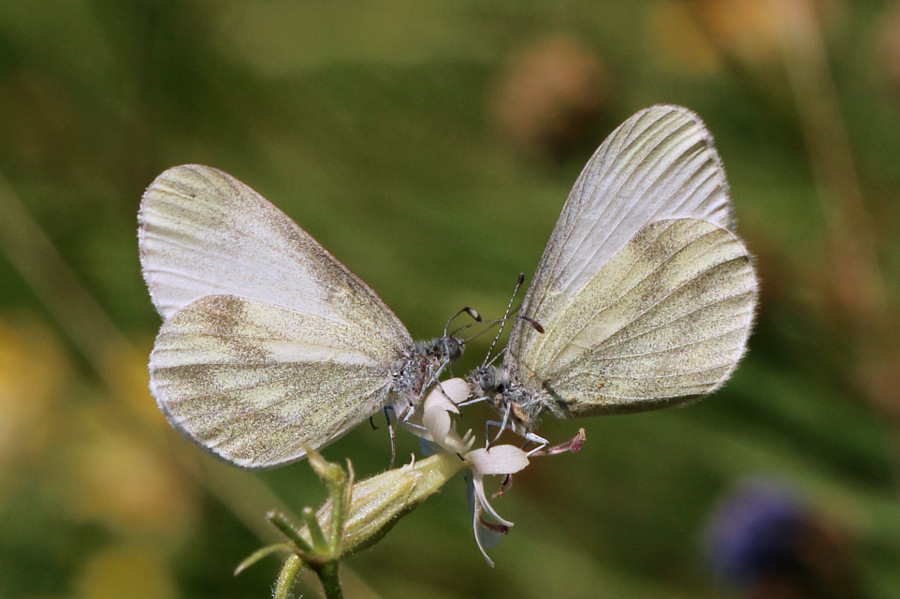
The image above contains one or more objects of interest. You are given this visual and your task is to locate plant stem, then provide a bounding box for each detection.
[315,560,343,599]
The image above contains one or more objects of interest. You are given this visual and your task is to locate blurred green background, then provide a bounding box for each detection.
[2,1,900,597]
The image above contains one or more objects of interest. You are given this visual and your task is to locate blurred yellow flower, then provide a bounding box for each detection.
[102,340,169,430]
[0,316,68,500]
[73,544,176,599]
[56,409,199,545]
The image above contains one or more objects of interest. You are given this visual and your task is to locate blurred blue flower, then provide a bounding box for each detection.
[705,479,810,587]
[703,477,861,599]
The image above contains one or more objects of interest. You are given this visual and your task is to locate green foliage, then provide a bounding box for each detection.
[2,1,900,598]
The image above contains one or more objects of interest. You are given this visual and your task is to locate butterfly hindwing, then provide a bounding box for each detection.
[150,294,399,469]
[516,219,757,417]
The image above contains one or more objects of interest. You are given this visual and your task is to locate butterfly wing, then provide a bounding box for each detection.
[507,106,756,415]
[151,294,401,468]
[519,219,757,415]
[139,165,413,467]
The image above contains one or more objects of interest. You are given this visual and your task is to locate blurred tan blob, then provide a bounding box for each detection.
[73,544,176,599]
[56,406,199,545]
[0,317,68,499]
[694,0,787,66]
[489,36,609,158]
[650,0,841,71]
[878,3,900,94]
[856,349,900,419]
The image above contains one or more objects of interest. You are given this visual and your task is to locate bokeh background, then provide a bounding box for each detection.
[2,1,900,597]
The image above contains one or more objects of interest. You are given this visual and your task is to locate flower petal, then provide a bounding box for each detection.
[421,382,463,445]
[423,385,460,417]
[466,445,529,475]
[471,474,515,527]
[439,377,471,404]
[422,402,452,445]
[471,492,495,567]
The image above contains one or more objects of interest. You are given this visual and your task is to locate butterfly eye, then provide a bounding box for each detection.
[471,366,498,393]
[443,337,463,361]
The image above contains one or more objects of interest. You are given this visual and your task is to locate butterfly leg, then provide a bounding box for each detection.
[523,432,549,456]
[457,394,488,408]
[485,404,513,448]
[430,360,452,384]
[381,405,398,468]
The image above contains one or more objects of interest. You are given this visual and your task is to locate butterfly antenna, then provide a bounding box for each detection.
[444,306,482,337]
[452,314,543,348]
[481,273,526,368]
[452,313,510,345]
[517,315,544,334]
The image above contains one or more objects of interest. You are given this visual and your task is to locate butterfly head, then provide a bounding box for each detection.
[432,335,464,362]
[468,365,543,436]
[393,335,465,412]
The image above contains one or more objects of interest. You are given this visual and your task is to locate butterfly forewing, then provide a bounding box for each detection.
[151,294,400,469]
[517,219,757,416]
[139,164,409,339]
[509,105,737,361]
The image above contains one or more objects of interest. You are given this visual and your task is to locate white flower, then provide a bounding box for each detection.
[410,379,531,565]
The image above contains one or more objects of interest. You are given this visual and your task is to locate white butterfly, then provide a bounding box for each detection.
[139,165,463,469]
[469,105,759,439]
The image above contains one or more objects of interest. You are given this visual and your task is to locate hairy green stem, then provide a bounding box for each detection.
[315,560,343,599]
[273,555,303,599]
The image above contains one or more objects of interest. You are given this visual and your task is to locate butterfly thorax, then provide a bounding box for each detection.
[468,365,545,435]
[392,336,463,412]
